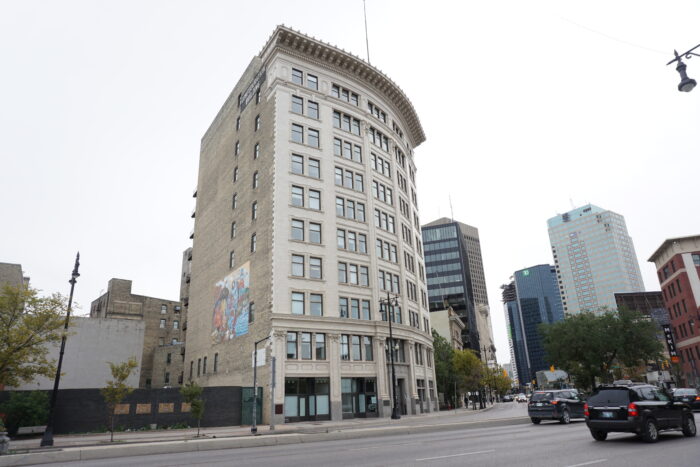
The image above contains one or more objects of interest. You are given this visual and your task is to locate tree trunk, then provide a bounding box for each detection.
[110,409,115,443]
[197,418,200,438]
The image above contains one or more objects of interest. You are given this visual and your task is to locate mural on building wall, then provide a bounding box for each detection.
[211,261,250,343]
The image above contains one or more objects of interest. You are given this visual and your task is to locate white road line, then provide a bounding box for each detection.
[416,449,495,461]
[564,459,607,467]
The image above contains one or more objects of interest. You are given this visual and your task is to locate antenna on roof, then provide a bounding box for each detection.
[363,0,371,64]
[449,193,454,222]
[569,197,575,210]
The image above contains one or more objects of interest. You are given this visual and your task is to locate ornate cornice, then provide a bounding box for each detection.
[259,25,426,148]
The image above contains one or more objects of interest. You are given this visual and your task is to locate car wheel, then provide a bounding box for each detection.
[531,418,541,424]
[559,409,571,424]
[682,414,697,437]
[590,430,608,441]
[642,418,659,443]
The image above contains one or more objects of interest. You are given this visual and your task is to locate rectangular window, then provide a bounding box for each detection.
[307,74,318,90]
[251,201,257,220]
[254,142,260,159]
[308,101,319,119]
[203,357,207,374]
[292,68,303,85]
[291,219,304,241]
[301,333,312,360]
[173,320,179,330]
[254,115,260,131]
[249,302,255,324]
[291,124,304,143]
[291,185,304,207]
[338,262,347,283]
[291,292,304,315]
[316,334,326,360]
[363,336,373,361]
[213,353,219,373]
[308,158,320,178]
[229,251,235,268]
[310,294,323,316]
[291,154,304,174]
[362,300,371,320]
[352,335,362,360]
[287,332,298,359]
[250,233,257,252]
[292,95,303,114]
[339,297,349,318]
[337,228,346,249]
[292,255,304,277]
[309,222,321,243]
[309,257,322,279]
[309,189,321,210]
[308,128,319,148]
[340,335,350,360]
[351,298,360,319]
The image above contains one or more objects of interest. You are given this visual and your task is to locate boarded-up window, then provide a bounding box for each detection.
[180,402,191,413]
[135,403,151,414]
[158,403,174,413]
[114,403,130,415]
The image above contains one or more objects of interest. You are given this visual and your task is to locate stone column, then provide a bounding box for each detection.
[271,329,287,426]
[407,341,418,415]
[328,333,342,421]
[375,336,390,417]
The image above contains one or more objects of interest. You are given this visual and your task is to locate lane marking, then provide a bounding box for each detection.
[416,449,495,461]
[564,459,607,467]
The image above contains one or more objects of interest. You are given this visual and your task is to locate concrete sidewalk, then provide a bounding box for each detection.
[1,404,529,466]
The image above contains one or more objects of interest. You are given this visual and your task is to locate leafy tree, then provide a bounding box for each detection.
[453,349,483,396]
[0,285,68,388]
[180,382,205,437]
[100,358,138,442]
[492,368,513,396]
[541,308,662,390]
[0,391,49,436]
[431,330,456,407]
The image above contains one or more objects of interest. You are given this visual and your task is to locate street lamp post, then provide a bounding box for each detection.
[41,253,80,447]
[251,335,270,435]
[380,292,401,420]
[667,45,700,92]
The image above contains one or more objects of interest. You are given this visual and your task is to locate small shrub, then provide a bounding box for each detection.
[0,391,49,436]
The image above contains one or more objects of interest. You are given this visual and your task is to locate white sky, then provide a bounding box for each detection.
[2,1,699,365]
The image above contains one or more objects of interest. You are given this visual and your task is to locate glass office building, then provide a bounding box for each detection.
[547,204,645,315]
[503,265,564,387]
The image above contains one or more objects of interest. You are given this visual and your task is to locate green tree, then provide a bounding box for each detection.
[100,358,138,442]
[0,285,68,388]
[492,367,513,396]
[431,330,456,407]
[180,382,205,437]
[541,308,662,390]
[0,391,49,436]
[452,349,483,397]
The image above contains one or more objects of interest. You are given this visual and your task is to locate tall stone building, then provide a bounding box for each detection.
[0,262,29,289]
[421,218,495,360]
[547,204,645,314]
[185,26,435,424]
[90,279,183,388]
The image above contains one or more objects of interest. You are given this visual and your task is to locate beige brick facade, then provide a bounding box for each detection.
[186,26,435,425]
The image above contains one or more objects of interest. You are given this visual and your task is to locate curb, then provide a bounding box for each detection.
[0,414,527,466]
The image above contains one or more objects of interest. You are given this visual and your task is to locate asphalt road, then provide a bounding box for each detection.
[43,403,700,467]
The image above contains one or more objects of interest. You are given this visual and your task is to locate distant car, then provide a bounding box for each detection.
[672,388,700,411]
[528,389,586,424]
[502,394,514,402]
[585,384,696,442]
[516,393,527,403]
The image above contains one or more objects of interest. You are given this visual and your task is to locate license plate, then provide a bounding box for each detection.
[683,398,690,401]
[601,411,614,418]
[536,403,542,407]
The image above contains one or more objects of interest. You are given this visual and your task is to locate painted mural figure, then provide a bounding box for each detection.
[211,262,250,343]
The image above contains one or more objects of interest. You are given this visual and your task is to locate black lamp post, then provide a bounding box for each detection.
[41,252,80,447]
[667,45,700,92]
[380,292,401,420]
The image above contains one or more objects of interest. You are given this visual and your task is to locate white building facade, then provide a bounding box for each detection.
[185,26,435,424]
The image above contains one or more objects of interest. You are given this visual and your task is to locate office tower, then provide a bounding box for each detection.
[185,26,435,424]
[547,204,644,314]
[502,265,564,387]
[649,235,700,387]
[422,218,495,359]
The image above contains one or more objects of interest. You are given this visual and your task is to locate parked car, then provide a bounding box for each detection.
[528,389,585,424]
[672,388,700,411]
[585,384,696,443]
[502,394,514,402]
[516,393,527,403]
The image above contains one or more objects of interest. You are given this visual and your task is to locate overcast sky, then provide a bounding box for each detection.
[2,1,699,364]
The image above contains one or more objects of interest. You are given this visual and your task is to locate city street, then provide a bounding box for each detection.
[40,403,700,466]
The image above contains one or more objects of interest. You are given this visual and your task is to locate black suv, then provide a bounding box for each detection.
[528,389,585,424]
[585,384,696,442]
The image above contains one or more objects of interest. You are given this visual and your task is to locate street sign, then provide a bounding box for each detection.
[252,348,266,368]
[662,324,679,362]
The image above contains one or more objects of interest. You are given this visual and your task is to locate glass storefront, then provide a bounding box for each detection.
[341,377,378,419]
[284,377,330,422]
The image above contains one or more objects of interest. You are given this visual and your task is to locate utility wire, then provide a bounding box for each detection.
[561,16,667,56]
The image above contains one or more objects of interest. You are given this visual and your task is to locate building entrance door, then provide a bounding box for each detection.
[397,379,407,415]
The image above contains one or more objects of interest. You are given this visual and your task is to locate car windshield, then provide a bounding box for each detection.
[587,388,630,406]
[531,392,554,401]
[674,389,698,396]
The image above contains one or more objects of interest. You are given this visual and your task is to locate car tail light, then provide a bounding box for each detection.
[551,400,559,405]
[627,403,639,417]
[695,396,700,401]
[584,403,589,417]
